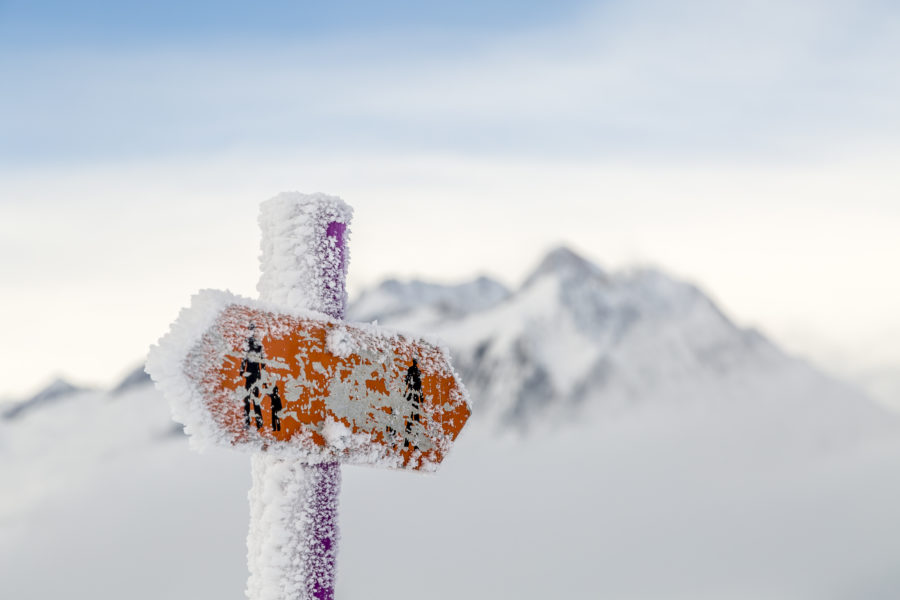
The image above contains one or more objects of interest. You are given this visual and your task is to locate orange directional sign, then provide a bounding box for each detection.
[172,296,470,471]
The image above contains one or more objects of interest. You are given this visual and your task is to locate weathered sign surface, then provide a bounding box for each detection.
[149,290,470,471]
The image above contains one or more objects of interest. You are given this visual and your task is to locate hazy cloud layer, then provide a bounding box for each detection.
[2,0,898,163]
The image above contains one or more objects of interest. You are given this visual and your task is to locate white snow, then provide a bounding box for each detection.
[246,455,340,600]
[3,380,900,600]
[255,192,352,600]
[325,326,355,358]
[257,192,352,319]
[350,276,510,325]
[146,288,235,451]
[148,192,357,600]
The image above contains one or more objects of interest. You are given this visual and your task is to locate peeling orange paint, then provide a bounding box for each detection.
[187,304,470,470]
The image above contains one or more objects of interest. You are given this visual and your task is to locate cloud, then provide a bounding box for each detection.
[2,0,898,164]
[2,0,899,397]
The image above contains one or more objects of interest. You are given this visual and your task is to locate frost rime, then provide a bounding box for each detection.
[257,192,352,320]
[250,192,349,600]
[147,192,467,600]
[247,455,340,600]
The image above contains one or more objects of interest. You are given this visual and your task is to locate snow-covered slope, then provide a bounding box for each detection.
[3,375,900,600]
[349,275,510,324]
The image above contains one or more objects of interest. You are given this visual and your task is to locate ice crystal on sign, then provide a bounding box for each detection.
[146,290,470,470]
[325,326,355,358]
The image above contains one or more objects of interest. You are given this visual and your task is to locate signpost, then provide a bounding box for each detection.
[146,193,470,599]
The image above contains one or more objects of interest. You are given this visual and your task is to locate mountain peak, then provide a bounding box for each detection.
[2,377,86,420]
[523,246,608,288]
[348,275,510,324]
[113,364,153,394]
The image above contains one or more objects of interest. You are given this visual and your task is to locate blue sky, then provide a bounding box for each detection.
[2,0,900,398]
[0,0,590,163]
[3,0,897,165]
[0,0,589,44]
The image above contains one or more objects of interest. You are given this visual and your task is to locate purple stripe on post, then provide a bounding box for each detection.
[309,462,341,600]
[323,221,347,321]
[307,219,346,600]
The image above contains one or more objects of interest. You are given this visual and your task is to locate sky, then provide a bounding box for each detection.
[2,0,899,400]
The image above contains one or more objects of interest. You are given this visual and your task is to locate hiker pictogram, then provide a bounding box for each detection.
[241,330,265,430]
[404,359,422,449]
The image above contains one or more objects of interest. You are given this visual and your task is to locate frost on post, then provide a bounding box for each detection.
[257,192,352,320]
[146,192,470,600]
[247,456,341,600]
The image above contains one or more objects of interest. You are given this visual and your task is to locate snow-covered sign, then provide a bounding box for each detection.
[150,291,469,471]
[147,193,471,600]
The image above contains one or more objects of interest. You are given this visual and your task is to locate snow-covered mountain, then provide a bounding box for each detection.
[350,275,510,323]
[2,377,90,420]
[348,246,887,440]
[3,246,880,436]
[111,363,153,394]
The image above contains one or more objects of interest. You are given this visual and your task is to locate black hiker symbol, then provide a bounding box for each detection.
[241,327,265,430]
[403,359,422,450]
[268,385,283,432]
